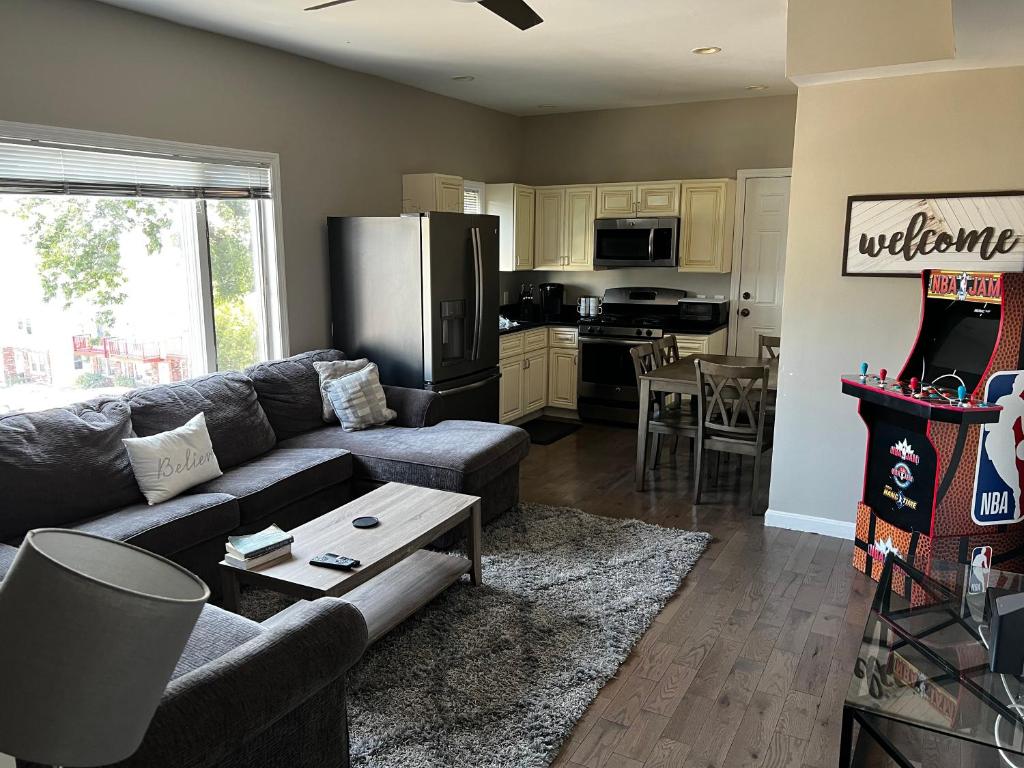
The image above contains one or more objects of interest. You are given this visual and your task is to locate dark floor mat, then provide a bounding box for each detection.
[523,418,581,445]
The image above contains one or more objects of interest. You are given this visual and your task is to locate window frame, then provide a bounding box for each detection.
[0,120,290,363]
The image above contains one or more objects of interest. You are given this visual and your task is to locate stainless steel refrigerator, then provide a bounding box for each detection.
[328,213,500,422]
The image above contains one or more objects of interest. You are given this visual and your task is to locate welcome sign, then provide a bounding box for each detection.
[843,192,1024,276]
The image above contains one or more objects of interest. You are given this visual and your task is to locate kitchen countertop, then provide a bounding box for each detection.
[498,319,579,336]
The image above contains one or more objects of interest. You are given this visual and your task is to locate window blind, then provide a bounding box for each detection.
[463,187,483,214]
[0,138,272,199]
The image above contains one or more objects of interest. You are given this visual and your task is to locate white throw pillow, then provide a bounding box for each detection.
[313,358,369,422]
[123,412,223,505]
[324,363,397,432]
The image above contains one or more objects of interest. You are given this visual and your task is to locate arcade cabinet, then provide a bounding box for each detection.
[842,270,1024,595]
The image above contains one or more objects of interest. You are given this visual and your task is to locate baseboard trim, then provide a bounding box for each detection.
[765,508,856,540]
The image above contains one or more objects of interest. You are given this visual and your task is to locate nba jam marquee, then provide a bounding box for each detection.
[842,270,1024,597]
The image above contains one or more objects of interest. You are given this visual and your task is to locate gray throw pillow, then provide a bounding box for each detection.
[314,358,369,422]
[324,363,397,432]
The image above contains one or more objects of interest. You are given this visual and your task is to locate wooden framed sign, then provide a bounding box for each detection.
[843,191,1024,276]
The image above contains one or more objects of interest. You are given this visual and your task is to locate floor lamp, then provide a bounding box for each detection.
[0,529,209,767]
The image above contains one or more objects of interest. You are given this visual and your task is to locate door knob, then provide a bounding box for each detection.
[740,308,751,317]
[742,291,751,300]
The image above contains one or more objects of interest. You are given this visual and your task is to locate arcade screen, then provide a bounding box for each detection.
[906,298,1000,395]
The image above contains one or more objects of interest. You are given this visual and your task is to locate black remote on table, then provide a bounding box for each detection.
[309,553,360,570]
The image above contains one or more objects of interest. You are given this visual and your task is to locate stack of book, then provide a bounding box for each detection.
[224,525,294,570]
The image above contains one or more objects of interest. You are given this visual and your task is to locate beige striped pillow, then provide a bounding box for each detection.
[324,363,397,431]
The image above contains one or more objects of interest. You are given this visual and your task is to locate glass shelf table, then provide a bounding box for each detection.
[842,554,1024,768]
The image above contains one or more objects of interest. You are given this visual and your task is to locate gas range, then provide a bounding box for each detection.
[578,320,666,340]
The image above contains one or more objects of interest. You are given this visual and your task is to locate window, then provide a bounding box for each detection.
[0,122,286,415]
[463,180,486,214]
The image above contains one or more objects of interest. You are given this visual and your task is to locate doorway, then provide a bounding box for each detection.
[728,170,792,356]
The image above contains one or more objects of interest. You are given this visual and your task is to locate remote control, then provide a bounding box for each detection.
[309,553,360,571]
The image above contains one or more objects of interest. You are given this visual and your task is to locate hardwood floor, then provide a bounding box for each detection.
[518,422,873,768]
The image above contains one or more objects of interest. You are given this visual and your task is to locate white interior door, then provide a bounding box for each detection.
[731,175,791,357]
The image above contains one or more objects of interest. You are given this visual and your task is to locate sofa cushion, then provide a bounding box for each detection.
[171,604,263,681]
[0,543,17,581]
[0,398,142,542]
[124,372,276,470]
[192,448,352,524]
[279,421,530,493]
[71,493,239,557]
[246,349,346,441]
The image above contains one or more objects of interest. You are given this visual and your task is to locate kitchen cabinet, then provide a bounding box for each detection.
[522,348,548,414]
[488,183,535,271]
[679,179,735,273]
[533,186,596,271]
[402,173,464,214]
[498,356,524,423]
[547,347,578,409]
[596,182,681,218]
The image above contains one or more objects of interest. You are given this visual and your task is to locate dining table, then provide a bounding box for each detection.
[635,353,780,491]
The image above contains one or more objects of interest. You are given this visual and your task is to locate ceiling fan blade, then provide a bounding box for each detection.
[478,0,543,30]
[303,0,357,11]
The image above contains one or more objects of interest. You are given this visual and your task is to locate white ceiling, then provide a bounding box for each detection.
[96,0,793,116]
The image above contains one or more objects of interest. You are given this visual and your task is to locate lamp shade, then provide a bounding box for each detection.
[0,529,209,766]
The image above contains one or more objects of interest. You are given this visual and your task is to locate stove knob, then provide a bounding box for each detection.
[635,329,643,337]
[584,326,592,334]
[645,329,653,337]
[597,327,604,334]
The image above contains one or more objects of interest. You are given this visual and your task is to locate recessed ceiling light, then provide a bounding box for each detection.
[691,46,722,55]
[745,84,769,91]
[451,75,476,82]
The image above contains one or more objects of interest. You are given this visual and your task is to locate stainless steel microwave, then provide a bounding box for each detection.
[593,217,678,268]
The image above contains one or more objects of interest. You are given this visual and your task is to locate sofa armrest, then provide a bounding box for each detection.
[118,598,367,768]
[383,384,443,428]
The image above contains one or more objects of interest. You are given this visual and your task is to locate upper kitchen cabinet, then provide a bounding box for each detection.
[488,183,535,271]
[679,179,736,273]
[534,185,596,271]
[596,182,681,218]
[402,173,464,214]
[534,186,566,269]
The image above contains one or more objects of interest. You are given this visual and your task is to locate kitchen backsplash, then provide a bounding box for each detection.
[499,269,731,305]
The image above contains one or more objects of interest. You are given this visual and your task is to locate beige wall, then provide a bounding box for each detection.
[0,0,522,352]
[770,66,1024,528]
[518,96,797,186]
[787,0,954,79]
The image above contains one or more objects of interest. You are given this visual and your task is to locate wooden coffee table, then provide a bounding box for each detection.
[218,482,482,642]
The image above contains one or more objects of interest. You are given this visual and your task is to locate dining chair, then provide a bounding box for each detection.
[655,334,680,366]
[630,343,695,478]
[758,334,781,361]
[693,359,773,514]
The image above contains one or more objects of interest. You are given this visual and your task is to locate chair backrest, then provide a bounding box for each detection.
[629,342,659,384]
[758,334,781,361]
[655,335,680,367]
[694,359,771,443]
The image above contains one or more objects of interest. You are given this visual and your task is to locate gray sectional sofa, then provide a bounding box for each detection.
[0,348,530,768]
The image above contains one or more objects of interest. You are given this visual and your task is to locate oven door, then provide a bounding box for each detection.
[578,336,645,405]
[593,218,678,268]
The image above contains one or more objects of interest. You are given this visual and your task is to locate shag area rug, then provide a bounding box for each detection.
[243,502,710,768]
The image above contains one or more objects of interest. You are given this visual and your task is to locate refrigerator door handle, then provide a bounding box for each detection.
[470,227,484,361]
[436,371,500,397]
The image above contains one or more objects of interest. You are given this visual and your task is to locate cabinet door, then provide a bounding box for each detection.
[637,182,681,216]
[436,175,465,213]
[523,349,548,414]
[499,356,524,423]
[514,186,536,269]
[548,348,577,409]
[534,187,566,269]
[596,184,637,218]
[563,186,596,271]
[679,180,734,273]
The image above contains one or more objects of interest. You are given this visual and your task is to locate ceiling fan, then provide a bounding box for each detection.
[303,0,543,31]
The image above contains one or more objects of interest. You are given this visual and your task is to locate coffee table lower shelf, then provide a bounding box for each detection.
[345,550,471,643]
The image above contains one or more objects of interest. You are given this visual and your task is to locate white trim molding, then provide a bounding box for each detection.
[765,508,856,540]
[728,168,792,354]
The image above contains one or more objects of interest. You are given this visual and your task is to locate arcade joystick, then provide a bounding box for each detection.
[958,385,968,404]
[859,362,868,382]
[879,368,887,386]
[909,377,921,398]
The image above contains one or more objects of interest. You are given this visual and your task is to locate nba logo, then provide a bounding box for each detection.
[969,546,993,594]
[971,370,1024,526]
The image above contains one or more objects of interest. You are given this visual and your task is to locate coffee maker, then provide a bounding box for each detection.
[538,283,565,321]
